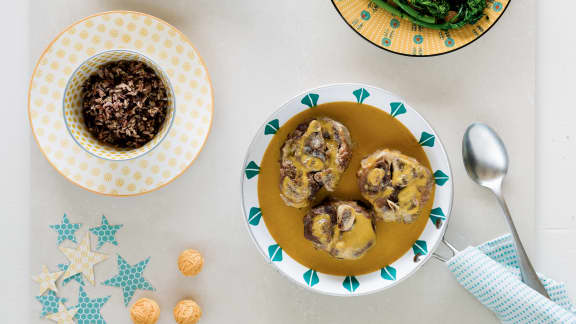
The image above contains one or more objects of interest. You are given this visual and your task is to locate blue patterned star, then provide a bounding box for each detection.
[89,215,123,250]
[73,286,110,324]
[102,255,155,306]
[57,264,85,287]
[49,214,81,245]
[36,290,67,317]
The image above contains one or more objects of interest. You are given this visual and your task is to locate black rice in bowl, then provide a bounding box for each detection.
[81,60,169,149]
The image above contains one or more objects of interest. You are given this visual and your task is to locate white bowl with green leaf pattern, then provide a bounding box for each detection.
[241,83,453,296]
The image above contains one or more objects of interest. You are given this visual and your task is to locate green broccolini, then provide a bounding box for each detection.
[391,0,437,24]
[408,0,450,19]
[372,0,487,30]
[461,0,487,25]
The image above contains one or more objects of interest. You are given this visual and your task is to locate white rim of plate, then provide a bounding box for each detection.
[28,11,214,196]
[240,83,454,296]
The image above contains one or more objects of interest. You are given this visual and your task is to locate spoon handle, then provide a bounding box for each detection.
[492,189,550,298]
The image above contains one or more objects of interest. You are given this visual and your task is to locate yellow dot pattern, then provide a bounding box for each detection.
[59,234,109,285]
[29,11,213,196]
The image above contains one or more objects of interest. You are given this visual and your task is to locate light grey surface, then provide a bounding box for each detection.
[536,0,576,303]
[26,0,535,323]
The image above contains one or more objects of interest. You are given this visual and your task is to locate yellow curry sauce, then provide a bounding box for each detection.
[258,102,434,276]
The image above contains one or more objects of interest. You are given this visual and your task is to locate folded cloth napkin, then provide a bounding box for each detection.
[447,234,576,324]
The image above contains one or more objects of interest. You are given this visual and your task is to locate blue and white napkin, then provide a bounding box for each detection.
[447,234,576,324]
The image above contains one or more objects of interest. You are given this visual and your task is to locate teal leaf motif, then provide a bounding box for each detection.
[412,240,428,255]
[343,276,360,292]
[390,102,406,117]
[248,207,262,226]
[268,244,283,262]
[264,119,280,135]
[434,170,449,186]
[418,132,435,147]
[301,93,319,108]
[380,265,397,281]
[245,161,260,179]
[303,269,319,287]
[429,207,446,225]
[353,88,370,103]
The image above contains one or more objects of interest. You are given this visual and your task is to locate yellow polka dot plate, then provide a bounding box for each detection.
[331,0,510,56]
[28,11,214,196]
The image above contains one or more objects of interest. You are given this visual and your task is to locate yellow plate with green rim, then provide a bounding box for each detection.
[331,0,510,56]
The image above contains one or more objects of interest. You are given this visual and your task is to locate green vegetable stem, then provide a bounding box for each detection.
[391,0,437,24]
[372,0,487,30]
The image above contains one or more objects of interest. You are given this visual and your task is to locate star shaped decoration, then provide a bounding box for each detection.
[32,265,63,295]
[49,214,82,245]
[102,255,155,306]
[45,302,77,324]
[59,233,109,285]
[89,215,123,250]
[36,290,67,317]
[57,264,85,287]
[73,286,110,324]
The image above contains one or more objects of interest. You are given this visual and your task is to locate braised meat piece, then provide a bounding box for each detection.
[304,200,376,260]
[357,149,433,223]
[280,118,352,208]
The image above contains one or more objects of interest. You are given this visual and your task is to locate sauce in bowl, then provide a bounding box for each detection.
[258,101,434,276]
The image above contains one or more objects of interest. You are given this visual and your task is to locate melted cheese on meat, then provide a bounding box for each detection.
[359,149,433,223]
[280,118,349,207]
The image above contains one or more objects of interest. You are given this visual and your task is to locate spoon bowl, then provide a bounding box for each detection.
[462,122,509,190]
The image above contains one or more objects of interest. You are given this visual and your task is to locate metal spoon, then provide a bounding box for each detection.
[462,122,549,298]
